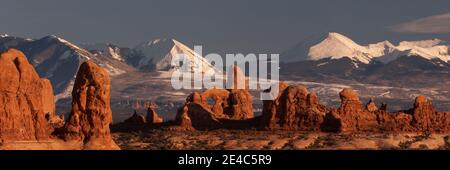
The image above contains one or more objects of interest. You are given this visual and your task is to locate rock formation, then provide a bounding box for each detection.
[260,83,449,133]
[123,111,146,125]
[407,96,449,132]
[365,98,378,112]
[227,89,254,119]
[323,89,449,133]
[260,82,327,130]
[40,79,65,128]
[175,105,194,130]
[41,79,56,117]
[62,61,119,150]
[324,88,379,132]
[175,87,254,129]
[175,92,221,130]
[146,106,163,124]
[0,49,53,141]
[175,65,254,130]
[225,65,253,119]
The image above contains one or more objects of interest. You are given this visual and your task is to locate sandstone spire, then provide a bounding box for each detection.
[62,61,119,150]
[146,106,163,124]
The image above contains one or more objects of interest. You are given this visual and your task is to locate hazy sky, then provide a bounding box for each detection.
[1,0,450,54]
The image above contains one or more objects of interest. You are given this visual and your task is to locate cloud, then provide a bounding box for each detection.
[389,13,450,34]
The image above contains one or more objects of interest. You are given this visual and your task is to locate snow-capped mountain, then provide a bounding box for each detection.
[282,32,450,64]
[280,32,450,89]
[132,38,219,75]
[0,34,32,51]
[1,35,221,100]
[83,39,221,75]
[2,32,448,105]
[82,43,126,61]
[0,35,131,100]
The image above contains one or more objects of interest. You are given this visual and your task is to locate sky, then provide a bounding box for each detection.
[1,0,450,55]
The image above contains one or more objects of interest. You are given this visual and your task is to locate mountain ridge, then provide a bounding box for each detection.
[282,32,450,64]
[0,35,220,100]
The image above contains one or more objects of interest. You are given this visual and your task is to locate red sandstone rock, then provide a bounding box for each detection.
[195,65,255,120]
[373,96,449,132]
[196,88,229,118]
[407,96,449,132]
[375,110,413,132]
[175,82,254,130]
[261,82,327,130]
[41,79,56,117]
[146,106,163,124]
[365,98,378,112]
[323,90,450,133]
[62,61,119,150]
[227,89,254,119]
[175,93,221,130]
[174,66,448,133]
[175,105,194,130]
[123,111,146,125]
[0,49,53,141]
[228,65,247,90]
[40,79,65,128]
[324,88,379,132]
[260,82,290,129]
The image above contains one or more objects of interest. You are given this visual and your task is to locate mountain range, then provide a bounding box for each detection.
[1,32,449,117]
[282,32,450,64]
[0,35,218,100]
[280,32,450,89]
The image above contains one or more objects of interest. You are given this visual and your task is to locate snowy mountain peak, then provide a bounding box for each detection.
[308,32,372,64]
[133,38,219,74]
[399,39,446,48]
[82,43,125,61]
[144,38,172,46]
[42,34,60,42]
[372,40,395,47]
[284,32,450,64]
[40,35,91,56]
[326,32,361,47]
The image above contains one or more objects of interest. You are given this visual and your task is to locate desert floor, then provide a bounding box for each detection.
[112,130,450,150]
